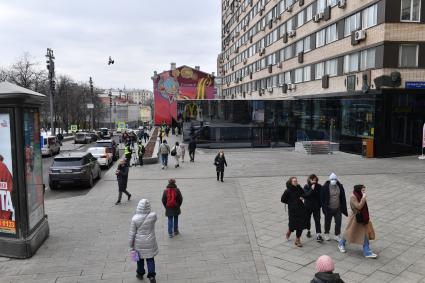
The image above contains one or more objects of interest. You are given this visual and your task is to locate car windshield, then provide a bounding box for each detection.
[52,158,83,167]
[87,148,105,155]
[76,133,85,138]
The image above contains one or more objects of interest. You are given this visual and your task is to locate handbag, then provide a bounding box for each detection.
[355,212,364,224]
[170,147,177,156]
[130,250,139,262]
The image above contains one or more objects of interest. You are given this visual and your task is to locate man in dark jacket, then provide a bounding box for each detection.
[115,159,131,205]
[188,139,196,162]
[161,179,183,238]
[303,174,323,242]
[321,173,348,242]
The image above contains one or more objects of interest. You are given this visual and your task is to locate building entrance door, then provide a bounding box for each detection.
[252,128,271,147]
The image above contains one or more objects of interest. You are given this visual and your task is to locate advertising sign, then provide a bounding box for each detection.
[423,123,425,149]
[405,81,425,89]
[70,125,78,133]
[0,113,16,235]
[24,110,44,230]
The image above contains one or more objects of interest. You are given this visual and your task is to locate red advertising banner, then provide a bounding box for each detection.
[153,66,215,125]
[0,113,16,235]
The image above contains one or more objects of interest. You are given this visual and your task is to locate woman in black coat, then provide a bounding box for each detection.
[115,159,131,205]
[281,176,307,247]
[214,149,227,182]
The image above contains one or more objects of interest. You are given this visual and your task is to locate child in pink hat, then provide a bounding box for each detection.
[311,255,345,283]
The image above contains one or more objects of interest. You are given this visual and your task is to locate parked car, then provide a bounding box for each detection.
[74,132,92,144]
[48,152,101,190]
[41,136,61,157]
[87,147,112,168]
[99,128,113,139]
[95,139,119,161]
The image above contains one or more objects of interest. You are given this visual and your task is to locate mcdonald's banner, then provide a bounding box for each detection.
[153,65,215,125]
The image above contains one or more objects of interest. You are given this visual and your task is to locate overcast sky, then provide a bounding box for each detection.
[0,1,221,91]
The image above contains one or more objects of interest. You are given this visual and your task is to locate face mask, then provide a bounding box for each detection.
[330,180,337,186]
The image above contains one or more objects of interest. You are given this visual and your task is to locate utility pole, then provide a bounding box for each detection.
[109,89,113,130]
[89,77,94,130]
[46,48,56,135]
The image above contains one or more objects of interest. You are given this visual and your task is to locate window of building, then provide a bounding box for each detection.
[399,44,419,67]
[295,68,303,83]
[285,72,292,84]
[316,29,326,48]
[279,73,285,85]
[306,5,313,22]
[360,48,376,70]
[327,0,337,6]
[326,24,337,44]
[344,13,360,37]
[297,11,305,28]
[317,0,326,13]
[362,4,378,29]
[315,62,325,79]
[284,45,294,60]
[296,40,304,54]
[401,0,421,22]
[304,36,311,52]
[344,52,359,73]
[287,19,294,32]
[304,65,311,82]
[325,58,338,76]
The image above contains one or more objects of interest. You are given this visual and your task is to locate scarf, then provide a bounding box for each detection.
[353,191,369,224]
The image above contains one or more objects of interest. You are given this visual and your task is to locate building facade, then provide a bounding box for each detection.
[216,0,425,156]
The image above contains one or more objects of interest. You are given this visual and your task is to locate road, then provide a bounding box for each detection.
[42,136,121,200]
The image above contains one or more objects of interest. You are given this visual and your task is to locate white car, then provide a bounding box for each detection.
[41,136,61,157]
[86,147,112,168]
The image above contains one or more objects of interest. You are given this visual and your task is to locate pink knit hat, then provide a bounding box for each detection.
[316,255,334,272]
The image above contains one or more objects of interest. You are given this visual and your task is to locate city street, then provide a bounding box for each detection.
[1,137,425,282]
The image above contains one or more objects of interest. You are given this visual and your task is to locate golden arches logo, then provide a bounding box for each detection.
[196,76,212,100]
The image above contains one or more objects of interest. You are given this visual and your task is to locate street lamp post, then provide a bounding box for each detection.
[46,48,56,135]
[109,89,113,130]
[89,77,94,130]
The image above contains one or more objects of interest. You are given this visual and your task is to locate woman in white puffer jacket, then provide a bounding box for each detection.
[129,199,158,283]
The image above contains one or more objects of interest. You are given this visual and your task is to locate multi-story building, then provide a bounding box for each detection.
[213,0,425,156]
[127,89,153,105]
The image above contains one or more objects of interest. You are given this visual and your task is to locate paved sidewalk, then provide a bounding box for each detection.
[1,139,425,283]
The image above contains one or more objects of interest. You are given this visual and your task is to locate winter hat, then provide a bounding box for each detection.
[316,255,334,273]
[329,173,337,181]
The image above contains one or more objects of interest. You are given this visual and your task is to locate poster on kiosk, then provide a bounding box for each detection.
[0,113,16,236]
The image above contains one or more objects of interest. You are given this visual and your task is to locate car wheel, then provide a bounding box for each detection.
[88,174,94,188]
[97,169,101,180]
[56,148,60,155]
[49,183,58,190]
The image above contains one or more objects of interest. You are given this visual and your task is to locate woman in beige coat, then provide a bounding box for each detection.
[338,184,377,258]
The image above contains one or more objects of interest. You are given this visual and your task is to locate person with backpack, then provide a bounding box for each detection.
[129,199,159,283]
[171,142,181,168]
[157,140,170,169]
[214,149,227,182]
[161,179,183,238]
[115,159,131,205]
[303,174,323,242]
[137,141,145,166]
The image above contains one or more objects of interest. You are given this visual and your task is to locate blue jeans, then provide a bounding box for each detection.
[161,154,168,167]
[339,235,372,256]
[168,215,179,235]
[137,257,156,278]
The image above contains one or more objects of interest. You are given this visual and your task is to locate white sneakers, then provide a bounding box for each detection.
[365,253,378,259]
[334,235,342,242]
[338,243,346,253]
[324,233,330,241]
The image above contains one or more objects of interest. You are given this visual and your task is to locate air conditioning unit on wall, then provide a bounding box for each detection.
[288,30,296,38]
[355,30,367,41]
[338,0,347,8]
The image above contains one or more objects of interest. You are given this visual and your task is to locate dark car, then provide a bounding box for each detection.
[88,131,99,142]
[95,139,119,161]
[48,152,101,190]
[99,128,113,139]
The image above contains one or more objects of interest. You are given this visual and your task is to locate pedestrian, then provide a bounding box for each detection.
[115,159,131,205]
[338,184,377,258]
[161,179,183,238]
[157,140,170,169]
[144,131,149,143]
[171,142,181,168]
[188,138,196,162]
[321,173,348,242]
[179,142,186,162]
[281,177,307,247]
[165,126,170,137]
[214,149,227,182]
[303,174,323,242]
[137,141,145,166]
[129,199,158,283]
[124,142,132,167]
[311,255,345,283]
